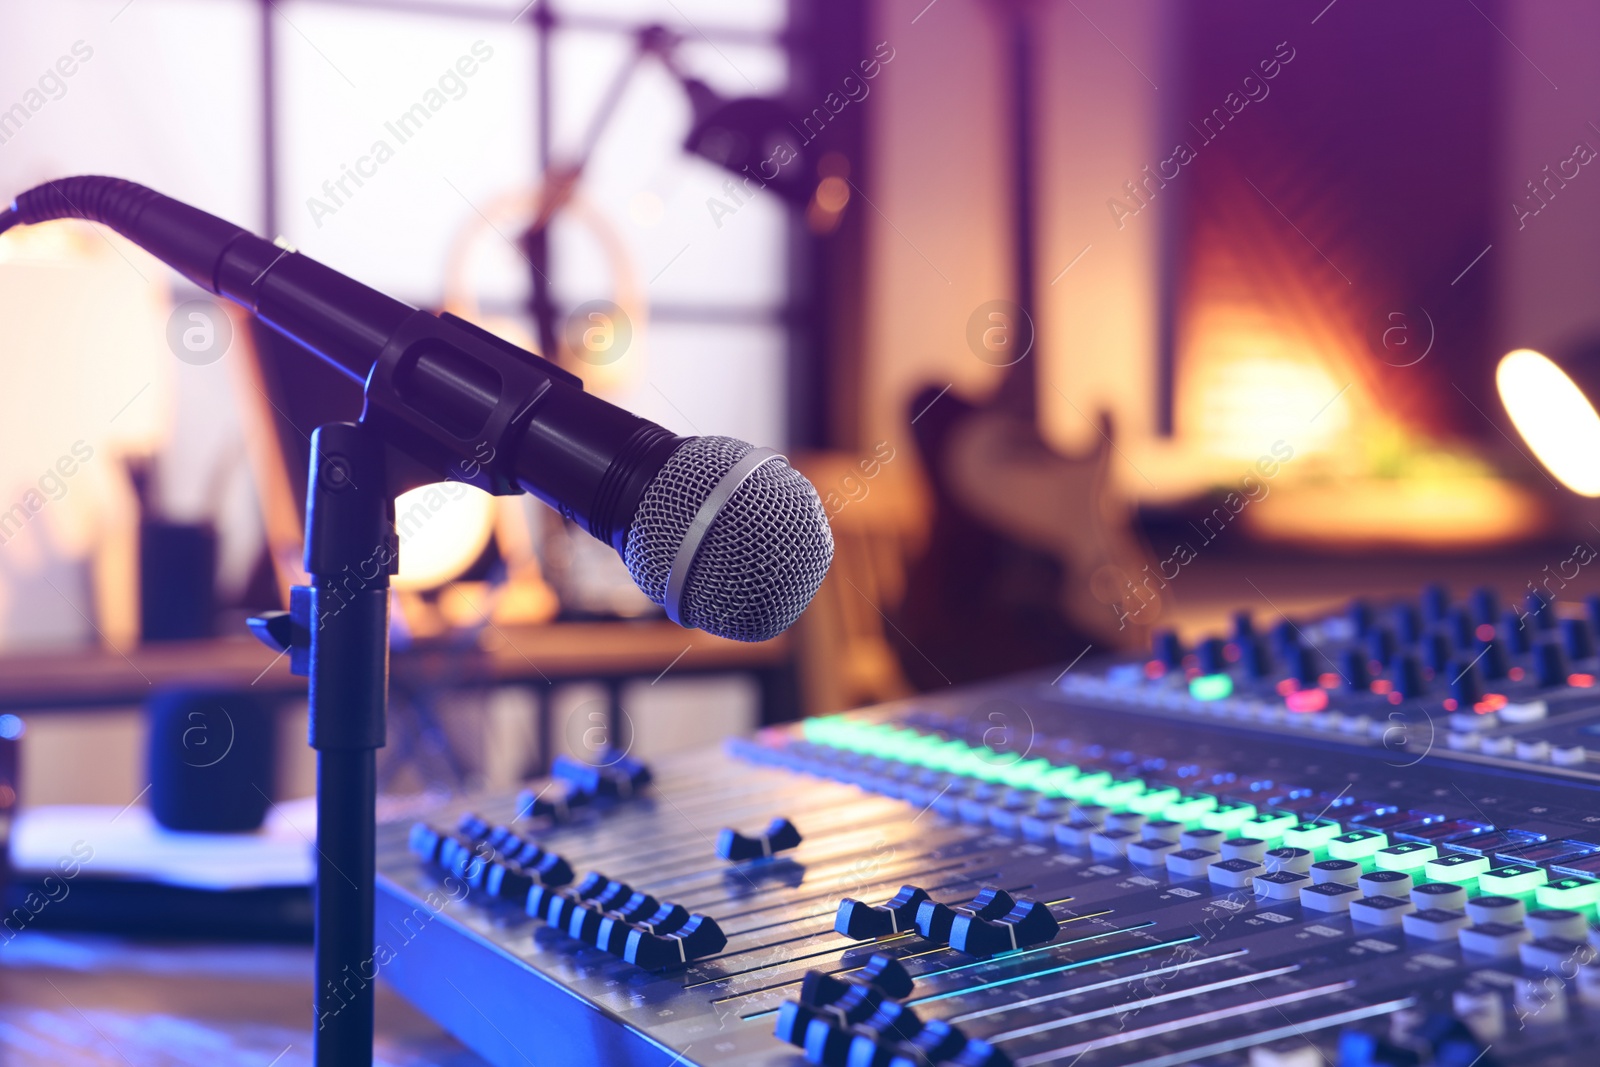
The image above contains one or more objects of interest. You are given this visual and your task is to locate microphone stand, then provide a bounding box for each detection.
[251,422,395,1067]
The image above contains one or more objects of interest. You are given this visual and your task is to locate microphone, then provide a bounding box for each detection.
[0,177,833,642]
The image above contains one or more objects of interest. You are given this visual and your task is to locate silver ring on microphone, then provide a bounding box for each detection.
[662,447,785,627]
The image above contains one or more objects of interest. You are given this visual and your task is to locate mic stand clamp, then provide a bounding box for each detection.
[250,421,396,1067]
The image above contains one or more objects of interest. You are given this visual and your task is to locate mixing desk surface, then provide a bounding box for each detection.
[376,586,1600,1067]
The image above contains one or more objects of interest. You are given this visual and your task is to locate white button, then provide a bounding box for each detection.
[1500,700,1548,723]
[1515,739,1552,762]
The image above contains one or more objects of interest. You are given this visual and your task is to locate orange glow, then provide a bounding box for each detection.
[1570,673,1595,688]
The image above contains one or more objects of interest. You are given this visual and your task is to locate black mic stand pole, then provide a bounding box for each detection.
[253,421,396,1067]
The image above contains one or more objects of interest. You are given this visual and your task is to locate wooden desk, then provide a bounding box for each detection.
[0,621,795,777]
[0,621,789,708]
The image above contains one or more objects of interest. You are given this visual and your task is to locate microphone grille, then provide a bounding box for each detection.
[624,437,834,643]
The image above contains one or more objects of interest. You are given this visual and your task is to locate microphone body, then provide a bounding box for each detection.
[4,177,832,640]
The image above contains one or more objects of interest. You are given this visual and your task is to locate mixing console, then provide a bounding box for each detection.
[375,585,1600,1066]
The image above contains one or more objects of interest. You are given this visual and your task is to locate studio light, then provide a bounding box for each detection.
[1496,345,1600,496]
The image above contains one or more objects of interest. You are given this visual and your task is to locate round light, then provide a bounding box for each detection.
[0,714,23,740]
[391,482,497,591]
[1497,348,1600,496]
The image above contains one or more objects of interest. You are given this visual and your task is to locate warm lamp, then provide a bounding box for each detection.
[1496,345,1600,497]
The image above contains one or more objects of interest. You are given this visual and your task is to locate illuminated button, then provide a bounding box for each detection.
[1375,842,1437,873]
[1126,786,1182,815]
[1479,864,1547,898]
[1037,767,1082,797]
[1052,820,1102,848]
[1466,895,1525,924]
[1538,877,1600,914]
[1062,771,1113,801]
[1460,922,1533,958]
[1096,778,1147,806]
[1207,858,1262,889]
[1282,820,1342,852]
[1066,804,1111,827]
[1264,847,1314,874]
[1126,839,1182,867]
[997,757,1053,790]
[1359,870,1413,898]
[1164,794,1219,824]
[1253,870,1310,901]
[1349,894,1415,926]
[1328,829,1388,864]
[1412,881,1468,911]
[1426,852,1490,885]
[1165,848,1221,879]
[1403,907,1470,941]
[1244,811,1299,842]
[1300,881,1362,913]
[1089,828,1139,859]
[1221,837,1268,863]
[1310,859,1362,886]
[1200,800,1258,832]
[1527,909,1590,941]
[1189,673,1233,701]
[1180,828,1226,852]
[1142,819,1184,842]
[1520,937,1598,973]
[1105,810,1146,833]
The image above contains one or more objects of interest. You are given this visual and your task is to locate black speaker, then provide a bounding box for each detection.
[147,689,277,832]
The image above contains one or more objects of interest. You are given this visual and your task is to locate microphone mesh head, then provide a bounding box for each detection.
[624,437,834,642]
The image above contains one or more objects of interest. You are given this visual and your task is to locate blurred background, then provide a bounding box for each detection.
[2,0,1600,1061]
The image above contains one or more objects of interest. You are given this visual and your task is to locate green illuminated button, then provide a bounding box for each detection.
[1536,876,1600,914]
[1375,841,1437,873]
[1127,786,1182,815]
[1097,778,1148,806]
[1036,767,1082,797]
[1189,673,1234,701]
[968,750,1015,782]
[1062,771,1113,800]
[997,757,1053,789]
[1424,853,1490,885]
[1328,829,1388,864]
[1164,794,1220,824]
[1282,819,1342,852]
[1200,801,1259,833]
[1244,811,1299,842]
[1478,863,1548,897]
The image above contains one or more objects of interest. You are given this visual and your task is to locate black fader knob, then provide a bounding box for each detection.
[623,913,727,969]
[1562,617,1595,661]
[1196,637,1227,675]
[1389,653,1426,699]
[949,897,1060,956]
[1150,629,1183,667]
[717,817,802,861]
[1366,627,1396,667]
[1534,640,1567,688]
[1392,603,1422,644]
[1339,648,1370,691]
[1240,636,1272,679]
[1469,587,1499,625]
[855,953,915,999]
[835,885,930,939]
[1447,661,1482,706]
[1501,609,1531,655]
[915,887,1015,944]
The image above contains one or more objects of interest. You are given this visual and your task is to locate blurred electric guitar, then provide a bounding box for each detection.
[888,0,1156,688]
